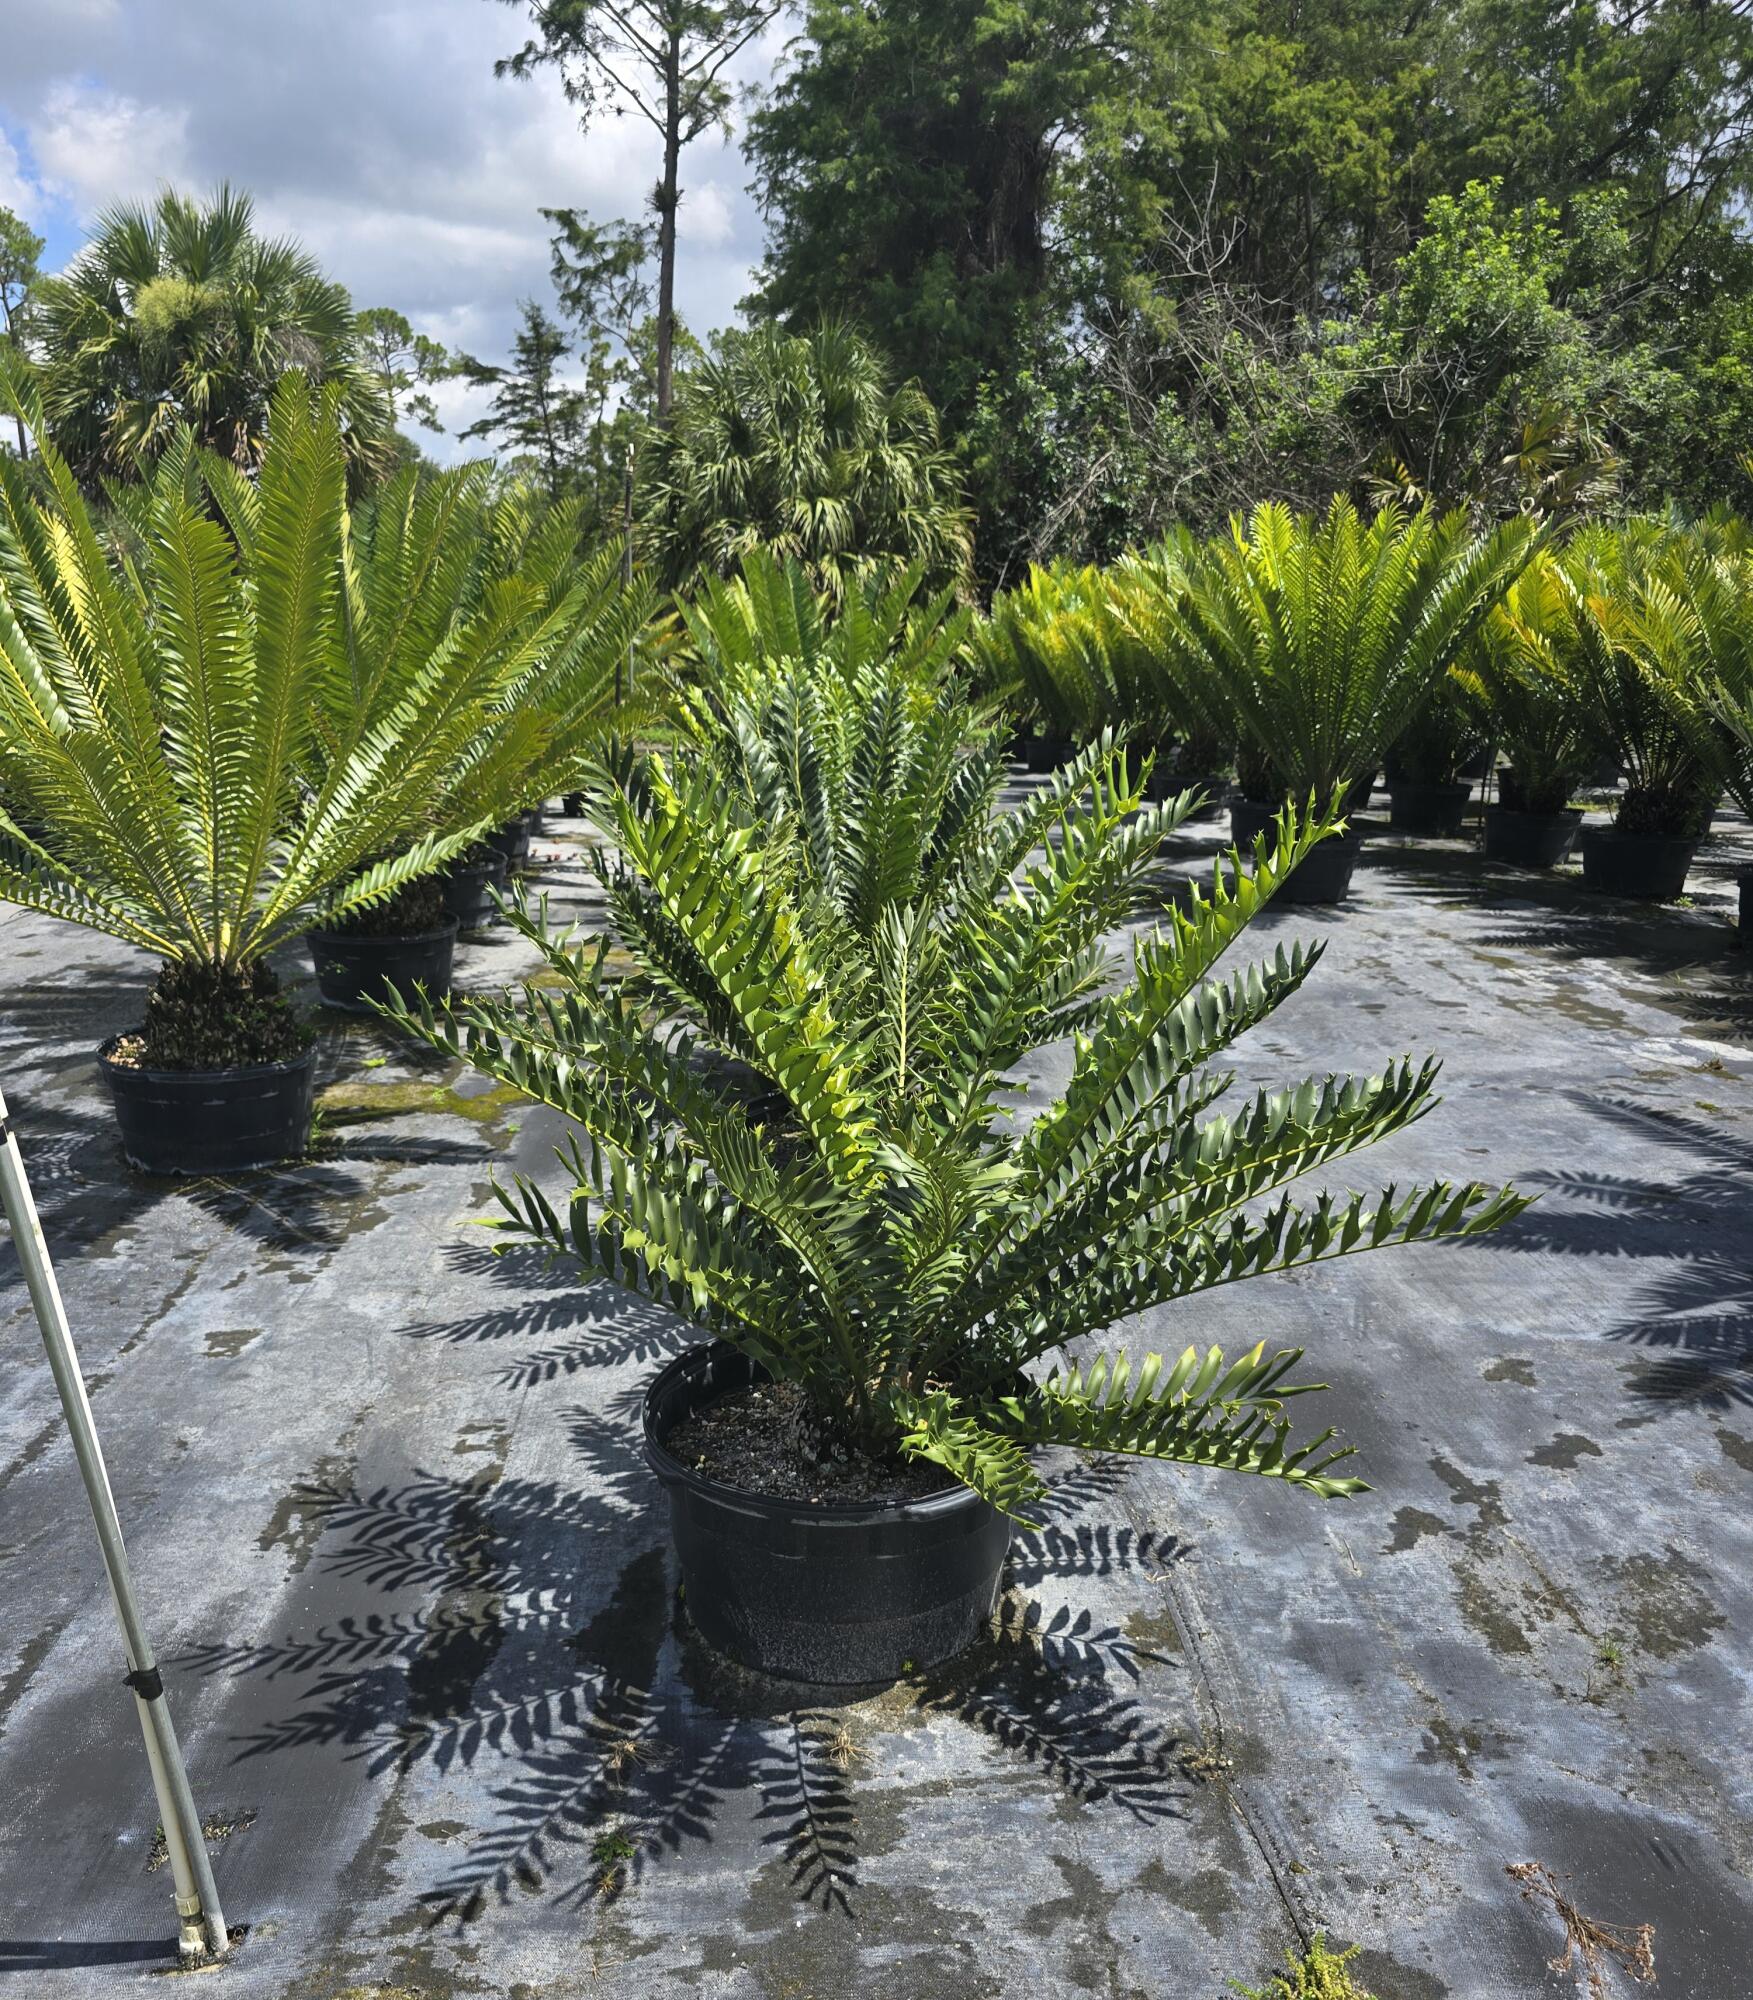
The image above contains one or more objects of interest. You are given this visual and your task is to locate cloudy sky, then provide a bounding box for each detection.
[0,0,790,458]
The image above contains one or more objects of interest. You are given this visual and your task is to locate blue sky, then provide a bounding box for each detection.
[0,0,788,459]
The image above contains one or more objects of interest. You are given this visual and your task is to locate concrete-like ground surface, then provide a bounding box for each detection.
[2,792,1750,1999]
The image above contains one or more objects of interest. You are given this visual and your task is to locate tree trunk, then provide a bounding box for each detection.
[2,304,26,459]
[654,29,682,424]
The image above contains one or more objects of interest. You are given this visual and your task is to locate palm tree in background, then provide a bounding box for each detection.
[640,320,973,597]
[30,184,391,489]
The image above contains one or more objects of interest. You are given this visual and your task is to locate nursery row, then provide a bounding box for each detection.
[0,362,1740,1706]
[978,501,1753,906]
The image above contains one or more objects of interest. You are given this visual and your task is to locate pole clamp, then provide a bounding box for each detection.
[0,1112,14,1144]
[123,1664,165,1701]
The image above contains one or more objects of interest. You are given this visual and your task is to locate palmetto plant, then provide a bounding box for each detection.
[29,184,391,491]
[386,759,1526,1520]
[0,365,631,1064]
[1457,550,1605,815]
[640,320,973,599]
[1161,499,1538,809]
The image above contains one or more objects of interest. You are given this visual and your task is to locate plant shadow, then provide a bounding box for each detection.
[1482,1095,1753,1415]
[181,1439,1192,1928]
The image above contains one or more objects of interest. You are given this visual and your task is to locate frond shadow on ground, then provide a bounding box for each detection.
[400,1245,690,1376]
[1473,1095,1753,1413]
[182,1446,1187,1926]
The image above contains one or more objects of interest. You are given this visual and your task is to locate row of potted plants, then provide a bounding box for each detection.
[0,364,652,1174]
[976,503,1753,912]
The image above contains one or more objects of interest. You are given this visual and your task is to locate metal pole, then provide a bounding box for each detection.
[0,1082,230,1963]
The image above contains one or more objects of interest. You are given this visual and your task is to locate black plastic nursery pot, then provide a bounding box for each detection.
[484,818,531,867]
[1580,826,1698,902]
[1229,799,1362,905]
[1741,867,1752,941]
[1147,765,1227,816]
[305,919,459,1014]
[1386,778,1472,837]
[1483,806,1583,871]
[98,1039,316,1175]
[1023,732,1073,774]
[644,1343,1013,1684]
[440,848,509,931]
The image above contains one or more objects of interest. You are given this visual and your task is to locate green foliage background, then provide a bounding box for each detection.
[748,0,1753,579]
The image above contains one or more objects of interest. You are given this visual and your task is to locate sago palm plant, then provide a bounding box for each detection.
[1162,499,1538,810]
[0,365,622,1065]
[385,763,1526,1520]
[972,545,1229,790]
[1558,523,1733,838]
[969,561,1122,746]
[1457,550,1604,815]
[666,545,971,718]
[302,460,656,933]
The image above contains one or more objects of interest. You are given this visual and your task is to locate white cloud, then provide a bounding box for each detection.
[29,84,191,220]
[0,0,785,460]
[680,181,736,251]
[0,129,43,223]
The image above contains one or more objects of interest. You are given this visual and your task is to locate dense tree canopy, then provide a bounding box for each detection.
[747,0,1753,579]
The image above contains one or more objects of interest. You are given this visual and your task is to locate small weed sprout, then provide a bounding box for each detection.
[1230,1931,1377,1999]
[590,1825,639,1902]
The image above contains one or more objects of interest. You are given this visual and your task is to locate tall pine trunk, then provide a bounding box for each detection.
[655,29,682,424]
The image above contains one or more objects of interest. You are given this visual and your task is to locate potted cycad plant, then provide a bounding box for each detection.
[1706,685,1753,937]
[1383,670,1488,836]
[0,367,516,1172]
[386,750,1526,1684]
[620,554,1185,1062]
[968,562,1107,771]
[1107,537,1233,813]
[1693,563,1753,936]
[1459,551,1604,869]
[1563,526,1732,901]
[1158,499,1537,903]
[305,470,652,984]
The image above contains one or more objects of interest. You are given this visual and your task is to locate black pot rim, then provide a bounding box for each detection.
[1486,804,1583,823]
[306,915,461,948]
[643,1342,993,1527]
[97,1034,317,1084]
[1386,777,1472,797]
[1584,825,1699,850]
